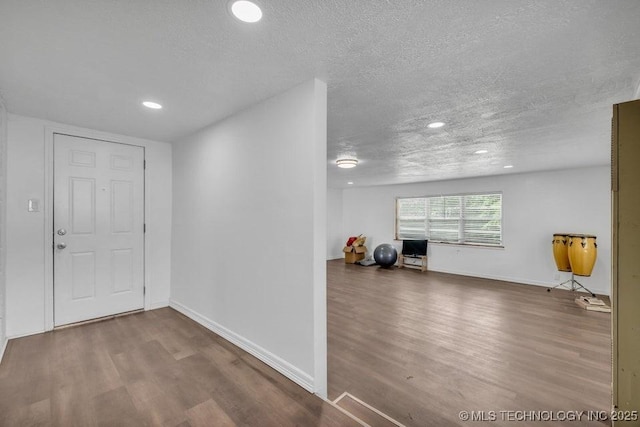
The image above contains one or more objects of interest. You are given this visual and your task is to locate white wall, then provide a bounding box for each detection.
[170,79,327,395]
[5,114,172,338]
[341,166,611,295]
[327,187,344,259]
[0,98,7,361]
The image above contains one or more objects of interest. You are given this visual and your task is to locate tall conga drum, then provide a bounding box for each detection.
[552,233,572,272]
[568,234,597,277]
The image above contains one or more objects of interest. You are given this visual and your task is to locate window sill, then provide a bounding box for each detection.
[429,241,504,249]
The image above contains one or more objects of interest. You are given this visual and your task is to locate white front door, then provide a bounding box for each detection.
[53,134,145,326]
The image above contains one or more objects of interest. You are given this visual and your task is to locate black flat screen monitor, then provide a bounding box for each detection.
[402,240,428,256]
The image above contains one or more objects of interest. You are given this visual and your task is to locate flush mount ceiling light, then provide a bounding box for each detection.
[427,122,445,129]
[504,165,514,169]
[231,0,263,23]
[474,149,489,154]
[142,101,162,109]
[347,181,354,185]
[336,158,359,168]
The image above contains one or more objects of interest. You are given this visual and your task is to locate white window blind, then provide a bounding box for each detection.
[396,197,426,240]
[428,196,461,242]
[462,193,502,245]
[396,193,502,245]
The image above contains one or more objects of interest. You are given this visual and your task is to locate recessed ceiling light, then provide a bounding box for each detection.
[336,158,358,168]
[347,181,354,185]
[142,101,162,109]
[475,150,488,154]
[231,1,262,23]
[504,165,514,169]
[427,122,445,129]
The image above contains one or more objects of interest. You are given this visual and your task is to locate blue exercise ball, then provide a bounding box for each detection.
[373,243,397,268]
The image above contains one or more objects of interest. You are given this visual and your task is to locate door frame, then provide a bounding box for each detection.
[44,126,149,331]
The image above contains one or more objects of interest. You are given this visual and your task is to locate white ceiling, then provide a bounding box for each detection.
[1,1,639,188]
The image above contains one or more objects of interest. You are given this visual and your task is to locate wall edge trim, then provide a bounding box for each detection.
[168,299,315,393]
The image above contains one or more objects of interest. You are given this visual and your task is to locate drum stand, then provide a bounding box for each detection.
[547,272,596,297]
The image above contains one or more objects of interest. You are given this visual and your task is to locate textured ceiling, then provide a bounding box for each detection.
[1,0,639,187]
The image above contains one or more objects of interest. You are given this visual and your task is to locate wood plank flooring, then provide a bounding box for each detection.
[327,260,612,427]
[0,264,613,426]
[0,308,359,427]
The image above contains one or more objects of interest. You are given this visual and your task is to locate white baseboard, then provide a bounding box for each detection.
[428,267,610,296]
[0,337,7,364]
[147,300,170,311]
[7,329,45,340]
[169,300,315,393]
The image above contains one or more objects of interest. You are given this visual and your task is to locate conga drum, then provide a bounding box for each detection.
[568,234,597,277]
[552,233,572,272]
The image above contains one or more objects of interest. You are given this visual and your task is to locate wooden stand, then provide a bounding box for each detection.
[397,255,427,272]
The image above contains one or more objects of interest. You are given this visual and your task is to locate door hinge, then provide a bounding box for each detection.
[143,287,146,296]
[143,160,146,169]
[143,223,146,233]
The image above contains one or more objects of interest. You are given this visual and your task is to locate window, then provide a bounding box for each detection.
[396,193,502,246]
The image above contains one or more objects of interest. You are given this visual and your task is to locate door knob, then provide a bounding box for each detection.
[57,243,67,250]
[57,228,67,236]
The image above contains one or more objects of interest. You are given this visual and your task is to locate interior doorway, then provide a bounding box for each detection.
[53,133,145,326]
